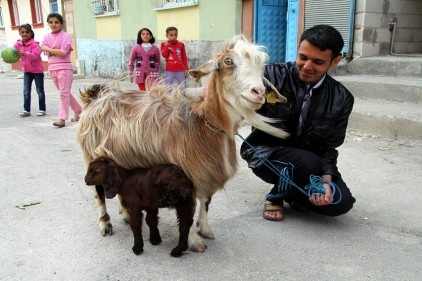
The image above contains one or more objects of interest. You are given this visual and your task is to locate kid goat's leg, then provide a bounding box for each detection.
[145,208,162,245]
[93,185,113,236]
[171,199,195,257]
[130,208,144,255]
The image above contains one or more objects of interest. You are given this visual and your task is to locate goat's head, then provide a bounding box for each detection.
[190,35,289,139]
[85,157,122,199]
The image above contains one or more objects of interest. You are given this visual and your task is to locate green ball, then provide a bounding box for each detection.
[1,47,20,64]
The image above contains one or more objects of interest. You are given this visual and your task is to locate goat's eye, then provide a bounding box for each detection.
[224,58,233,65]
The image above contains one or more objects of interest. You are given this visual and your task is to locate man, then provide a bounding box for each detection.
[241,25,356,221]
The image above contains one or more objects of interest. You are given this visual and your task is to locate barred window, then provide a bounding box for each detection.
[151,0,199,10]
[87,0,119,17]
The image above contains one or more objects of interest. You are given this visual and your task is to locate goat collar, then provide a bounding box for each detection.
[201,115,225,134]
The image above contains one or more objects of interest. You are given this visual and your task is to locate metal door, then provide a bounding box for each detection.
[304,0,355,56]
[254,0,288,63]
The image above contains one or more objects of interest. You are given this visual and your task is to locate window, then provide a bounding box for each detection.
[7,0,20,29]
[86,0,119,17]
[152,0,199,10]
[50,0,59,13]
[0,7,5,28]
[30,0,44,27]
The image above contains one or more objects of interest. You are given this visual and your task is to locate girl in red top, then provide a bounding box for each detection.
[128,28,160,91]
[160,26,189,88]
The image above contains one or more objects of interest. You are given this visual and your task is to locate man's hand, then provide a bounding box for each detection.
[309,182,333,206]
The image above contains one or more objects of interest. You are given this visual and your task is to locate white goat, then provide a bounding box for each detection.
[76,35,287,252]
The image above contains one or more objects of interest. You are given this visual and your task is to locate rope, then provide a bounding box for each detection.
[236,133,342,205]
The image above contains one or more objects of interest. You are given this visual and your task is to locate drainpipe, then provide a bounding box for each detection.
[388,17,397,55]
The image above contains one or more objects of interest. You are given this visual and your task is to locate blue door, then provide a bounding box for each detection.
[254,0,288,63]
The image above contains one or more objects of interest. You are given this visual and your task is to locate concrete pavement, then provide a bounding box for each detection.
[0,71,421,281]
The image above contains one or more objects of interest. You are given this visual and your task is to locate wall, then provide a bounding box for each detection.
[75,1,240,78]
[198,0,241,40]
[353,0,422,57]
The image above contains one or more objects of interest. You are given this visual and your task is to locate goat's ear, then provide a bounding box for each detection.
[263,77,287,103]
[104,164,122,191]
[189,59,218,83]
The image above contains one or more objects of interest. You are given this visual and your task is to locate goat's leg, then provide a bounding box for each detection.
[117,195,130,224]
[93,185,112,236]
[196,197,214,239]
[171,200,195,257]
[130,209,144,255]
[145,208,162,245]
[187,199,207,252]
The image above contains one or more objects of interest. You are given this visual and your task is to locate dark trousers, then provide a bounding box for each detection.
[23,72,46,112]
[247,146,356,217]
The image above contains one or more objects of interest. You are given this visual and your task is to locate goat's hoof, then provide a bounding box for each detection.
[170,248,185,257]
[132,246,144,255]
[189,241,207,252]
[100,222,113,236]
[149,236,162,245]
[198,230,215,240]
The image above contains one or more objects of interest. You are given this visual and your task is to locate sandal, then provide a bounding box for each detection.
[263,200,284,221]
[53,119,65,128]
[71,111,81,122]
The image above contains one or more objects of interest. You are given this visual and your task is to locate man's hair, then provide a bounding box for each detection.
[46,13,64,24]
[300,25,344,59]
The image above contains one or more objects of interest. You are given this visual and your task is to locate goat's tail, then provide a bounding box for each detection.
[79,84,105,105]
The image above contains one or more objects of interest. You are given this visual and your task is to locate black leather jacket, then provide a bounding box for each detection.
[241,62,354,176]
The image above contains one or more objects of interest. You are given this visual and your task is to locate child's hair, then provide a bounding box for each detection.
[19,23,35,39]
[165,26,178,34]
[46,12,64,24]
[136,28,156,44]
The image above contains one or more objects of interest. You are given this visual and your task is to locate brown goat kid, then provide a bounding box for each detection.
[84,157,195,257]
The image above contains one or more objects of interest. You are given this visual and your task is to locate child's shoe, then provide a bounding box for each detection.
[19,111,31,117]
[37,111,46,116]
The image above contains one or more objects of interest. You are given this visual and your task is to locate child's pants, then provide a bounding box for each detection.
[164,71,186,88]
[50,69,82,120]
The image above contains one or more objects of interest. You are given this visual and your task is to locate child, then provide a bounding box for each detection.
[128,28,161,91]
[160,26,189,88]
[41,13,81,128]
[14,24,46,117]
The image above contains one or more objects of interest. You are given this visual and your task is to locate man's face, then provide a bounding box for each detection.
[295,40,341,85]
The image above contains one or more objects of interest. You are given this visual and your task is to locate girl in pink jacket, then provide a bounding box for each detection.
[14,24,46,117]
[128,28,160,91]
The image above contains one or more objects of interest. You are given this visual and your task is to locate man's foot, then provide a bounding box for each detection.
[263,201,284,221]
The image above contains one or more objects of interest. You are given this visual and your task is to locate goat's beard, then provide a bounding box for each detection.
[241,108,289,139]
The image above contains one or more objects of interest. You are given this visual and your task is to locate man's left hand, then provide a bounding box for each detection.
[309,182,333,206]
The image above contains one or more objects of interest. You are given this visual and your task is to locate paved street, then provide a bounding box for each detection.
[0,70,421,281]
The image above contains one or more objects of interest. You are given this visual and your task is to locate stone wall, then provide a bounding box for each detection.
[353,0,422,57]
[77,38,224,86]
